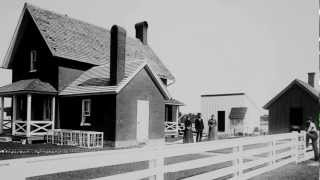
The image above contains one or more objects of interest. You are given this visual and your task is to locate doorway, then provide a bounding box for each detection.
[137,100,149,143]
[218,111,225,132]
[289,107,303,127]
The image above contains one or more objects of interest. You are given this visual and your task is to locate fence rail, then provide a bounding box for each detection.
[0,132,315,180]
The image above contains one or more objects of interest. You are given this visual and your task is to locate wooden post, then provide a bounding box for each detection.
[175,106,179,137]
[12,96,16,135]
[149,156,164,180]
[51,96,55,130]
[26,94,32,137]
[0,96,4,134]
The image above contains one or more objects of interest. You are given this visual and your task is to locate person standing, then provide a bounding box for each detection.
[195,113,204,142]
[183,116,194,143]
[208,114,217,141]
[306,118,319,161]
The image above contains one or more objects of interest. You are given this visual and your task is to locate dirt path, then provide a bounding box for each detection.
[250,160,319,180]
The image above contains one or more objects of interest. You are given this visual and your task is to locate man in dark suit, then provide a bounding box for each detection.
[195,113,204,142]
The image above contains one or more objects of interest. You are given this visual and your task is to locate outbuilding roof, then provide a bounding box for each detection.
[0,79,57,96]
[263,79,320,109]
[2,3,175,81]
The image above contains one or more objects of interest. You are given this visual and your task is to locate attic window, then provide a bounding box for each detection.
[30,50,37,72]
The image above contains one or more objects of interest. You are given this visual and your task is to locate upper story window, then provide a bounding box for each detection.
[30,50,37,72]
[81,99,91,126]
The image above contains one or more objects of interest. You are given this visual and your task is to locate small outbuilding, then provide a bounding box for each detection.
[263,73,320,134]
[201,93,261,136]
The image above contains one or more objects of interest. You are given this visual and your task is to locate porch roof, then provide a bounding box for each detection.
[0,79,57,96]
[165,98,185,106]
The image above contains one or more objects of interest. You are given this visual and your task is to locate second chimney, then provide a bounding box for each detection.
[308,72,315,87]
[135,21,148,45]
[110,25,126,85]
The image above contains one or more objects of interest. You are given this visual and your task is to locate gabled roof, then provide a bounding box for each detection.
[201,93,245,97]
[229,107,247,120]
[2,3,175,81]
[0,79,57,96]
[263,79,320,109]
[60,59,171,99]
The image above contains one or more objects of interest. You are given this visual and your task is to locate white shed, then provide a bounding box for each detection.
[201,93,261,136]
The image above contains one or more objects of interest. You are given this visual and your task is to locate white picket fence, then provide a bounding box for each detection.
[0,132,315,180]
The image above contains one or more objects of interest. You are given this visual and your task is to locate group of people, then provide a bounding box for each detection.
[183,113,217,143]
[183,114,319,161]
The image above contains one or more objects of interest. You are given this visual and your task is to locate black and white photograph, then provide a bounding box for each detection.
[0,0,318,179]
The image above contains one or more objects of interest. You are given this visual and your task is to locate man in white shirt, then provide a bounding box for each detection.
[306,118,319,161]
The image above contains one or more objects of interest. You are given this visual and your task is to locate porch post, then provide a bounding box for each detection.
[26,94,32,137]
[12,96,16,135]
[0,96,4,134]
[176,106,179,136]
[51,96,55,131]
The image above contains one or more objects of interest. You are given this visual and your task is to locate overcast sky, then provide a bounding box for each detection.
[0,0,317,113]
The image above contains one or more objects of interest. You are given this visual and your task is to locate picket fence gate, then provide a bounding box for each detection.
[0,131,315,180]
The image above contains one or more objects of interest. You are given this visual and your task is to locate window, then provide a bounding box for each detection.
[30,50,37,72]
[81,99,91,126]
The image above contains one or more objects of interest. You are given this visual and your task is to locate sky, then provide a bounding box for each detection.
[0,0,317,113]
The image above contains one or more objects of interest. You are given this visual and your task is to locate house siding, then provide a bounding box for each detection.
[116,68,165,147]
[201,94,261,135]
[268,84,320,134]
[59,95,116,141]
[11,10,58,88]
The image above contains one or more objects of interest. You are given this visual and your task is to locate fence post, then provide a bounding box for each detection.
[149,153,164,180]
[292,132,299,164]
[233,141,243,179]
[271,136,276,165]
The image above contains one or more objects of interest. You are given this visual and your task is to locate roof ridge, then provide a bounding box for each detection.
[25,3,108,33]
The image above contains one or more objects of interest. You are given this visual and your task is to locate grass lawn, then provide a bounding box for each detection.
[249,160,319,180]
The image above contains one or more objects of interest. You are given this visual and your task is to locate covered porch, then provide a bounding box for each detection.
[164,98,184,137]
[0,79,57,138]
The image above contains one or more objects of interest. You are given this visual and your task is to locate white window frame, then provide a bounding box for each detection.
[30,50,37,72]
[81,99,91,126]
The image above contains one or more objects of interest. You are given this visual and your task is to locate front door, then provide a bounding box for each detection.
[137,100,149,143]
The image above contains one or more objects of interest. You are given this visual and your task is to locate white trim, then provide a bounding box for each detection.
[2,4,27,68]
[116,62,171,99]
[2,3,54,69]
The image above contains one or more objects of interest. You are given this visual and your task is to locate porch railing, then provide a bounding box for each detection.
[165,122,178,136]
[3,118,11,130]
[13,120,53,136]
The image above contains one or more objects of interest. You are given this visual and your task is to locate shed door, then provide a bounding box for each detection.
[137,100,149,143]
[218,111,225,132]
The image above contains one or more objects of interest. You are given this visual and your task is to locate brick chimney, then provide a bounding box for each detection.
[135,21,148,45]
[110,25,126,85]
[308,72,315,87]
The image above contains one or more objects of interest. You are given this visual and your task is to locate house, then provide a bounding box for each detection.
[263,73,320,134]
[201,93,261,136]
[0,3,183,147]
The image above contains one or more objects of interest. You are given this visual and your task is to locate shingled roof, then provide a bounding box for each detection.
[60,59,171,98]
[0,79,57,96]
[3,3,174,81]
[263,79,320,109]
